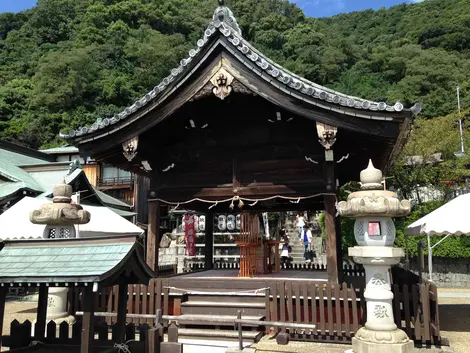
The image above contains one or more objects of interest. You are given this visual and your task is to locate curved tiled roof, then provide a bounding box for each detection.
[62,5,421,140]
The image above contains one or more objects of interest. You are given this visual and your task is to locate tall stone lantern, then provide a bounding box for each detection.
[337,160,414,353]
[30,181,91,325]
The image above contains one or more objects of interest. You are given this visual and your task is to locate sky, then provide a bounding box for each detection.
[0,0,424,17]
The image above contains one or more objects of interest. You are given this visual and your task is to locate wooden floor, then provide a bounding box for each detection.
[177,269,328,281]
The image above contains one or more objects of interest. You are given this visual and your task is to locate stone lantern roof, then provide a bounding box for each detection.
[30,180,90,226]
[337,160,411,218]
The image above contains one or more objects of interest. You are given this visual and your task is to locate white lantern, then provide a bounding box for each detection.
[199,215,206,232]
[236,214,241,229]
[218,215,226,230]
[227,215,235,231]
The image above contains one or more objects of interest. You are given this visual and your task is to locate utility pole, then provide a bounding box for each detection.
[454,86,465,157]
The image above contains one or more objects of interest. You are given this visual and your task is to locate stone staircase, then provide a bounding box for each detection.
[168,280,267,342]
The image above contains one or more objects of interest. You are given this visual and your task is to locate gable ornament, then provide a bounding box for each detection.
[211,68,234,100]
[316,122,337,150]
[123,136,139,161]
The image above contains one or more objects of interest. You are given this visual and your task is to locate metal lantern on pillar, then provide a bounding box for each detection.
[337,160,414,353]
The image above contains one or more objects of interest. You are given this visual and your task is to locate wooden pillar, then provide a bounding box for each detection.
[0,287,7,350]
[115,282,128,343]
[34,285,48,340]
[323,161,338,283]
[80,286,95,353]
[147,201,161,271]
[335,215,344,283]
[205,211,214,270]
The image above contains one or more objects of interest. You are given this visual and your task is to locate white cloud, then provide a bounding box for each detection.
[409,0,425,3]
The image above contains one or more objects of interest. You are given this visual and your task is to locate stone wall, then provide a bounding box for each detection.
[407,257,470,288]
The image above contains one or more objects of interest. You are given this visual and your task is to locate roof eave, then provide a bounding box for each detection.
[62,5,421,145]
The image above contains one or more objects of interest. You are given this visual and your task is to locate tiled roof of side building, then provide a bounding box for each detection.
[40,145,79,154]
[0,157,45,200]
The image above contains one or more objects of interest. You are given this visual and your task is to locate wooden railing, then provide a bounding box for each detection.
[392,282,440,343]
[97,176,134,187]
[65,276,439,344]
[271,281,364,343]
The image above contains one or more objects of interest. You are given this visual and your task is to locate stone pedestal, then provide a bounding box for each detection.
[46,288,75,324]
[348,247,414,353]
[32,288,75,336]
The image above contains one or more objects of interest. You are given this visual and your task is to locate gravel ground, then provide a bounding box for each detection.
[438,288,470,293]
[2,300,37,336]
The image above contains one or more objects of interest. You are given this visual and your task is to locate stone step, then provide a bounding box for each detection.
[181,301,266,316]
[185,295,265,303]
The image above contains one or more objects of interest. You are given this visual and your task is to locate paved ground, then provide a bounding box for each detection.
[437,288,470,353]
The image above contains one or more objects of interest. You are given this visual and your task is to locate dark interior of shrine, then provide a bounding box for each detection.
[95,92,401,212]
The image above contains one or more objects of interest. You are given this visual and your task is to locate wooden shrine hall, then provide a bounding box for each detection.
[64,1,421,283]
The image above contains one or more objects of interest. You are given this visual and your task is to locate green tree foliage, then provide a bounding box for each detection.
[389,108,470,201]
[1,0,470,148]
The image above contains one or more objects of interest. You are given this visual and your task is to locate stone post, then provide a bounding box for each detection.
[30,181,91,326]
[337,160,414,353]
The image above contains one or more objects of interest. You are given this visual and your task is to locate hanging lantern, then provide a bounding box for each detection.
[218,215,227,230]
[227,215,236,231]
[199,215,206,232]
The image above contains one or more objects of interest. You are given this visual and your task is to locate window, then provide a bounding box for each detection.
[101,165,132,180]
[368,222,381,236]
[45,226,76,239]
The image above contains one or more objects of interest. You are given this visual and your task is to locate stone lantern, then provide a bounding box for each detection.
[337,160,414,353]
[30,180,91,325]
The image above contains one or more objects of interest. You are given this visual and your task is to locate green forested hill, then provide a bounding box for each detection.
[0,0,469,148]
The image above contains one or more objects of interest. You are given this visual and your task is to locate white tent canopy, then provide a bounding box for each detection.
[405,193,470,236]
[0,197,143,240]
[405,193,470,281]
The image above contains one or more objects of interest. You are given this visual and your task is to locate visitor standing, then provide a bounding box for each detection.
[296,213,305,240]
[280,225,290,265]
[302,224,313,262]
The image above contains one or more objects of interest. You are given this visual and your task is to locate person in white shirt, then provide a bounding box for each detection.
[301,225,313,262]
[296,213,305,240]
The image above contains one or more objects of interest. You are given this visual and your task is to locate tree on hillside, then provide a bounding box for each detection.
[0,0,470,148]
[389,108,470,202]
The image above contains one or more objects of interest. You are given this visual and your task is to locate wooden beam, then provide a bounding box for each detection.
[80,286,95,353]
[115,281,128,343]
[0,287,6,350]
[323,161,338,283]
[34,285,48,340]
[147,201,160,271]
[153,183,323,200]
[335,213,344,283]
[205,212,214,270]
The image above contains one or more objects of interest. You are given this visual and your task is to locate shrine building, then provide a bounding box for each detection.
[63,2,421,284]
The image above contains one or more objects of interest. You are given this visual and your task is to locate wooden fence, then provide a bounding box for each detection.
[67,275,439,344]
[270,281,364,343]
[2,320,149,351]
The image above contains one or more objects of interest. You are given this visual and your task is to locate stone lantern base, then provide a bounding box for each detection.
[349,327,415,353]
[347,246,416,353]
